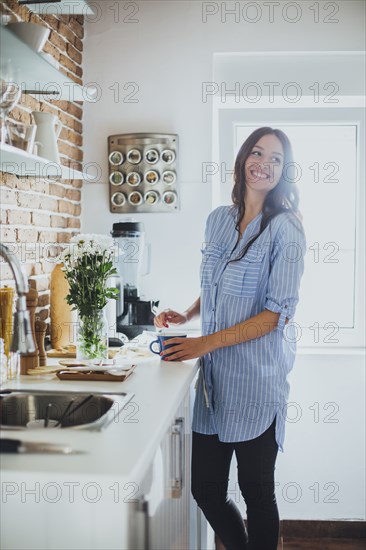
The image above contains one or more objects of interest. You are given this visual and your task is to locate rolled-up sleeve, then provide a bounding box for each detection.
[265,215,307,331]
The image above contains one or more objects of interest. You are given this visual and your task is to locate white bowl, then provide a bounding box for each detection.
[7,22,50,52]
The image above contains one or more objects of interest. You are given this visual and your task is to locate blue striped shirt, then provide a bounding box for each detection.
[192,205,307,451]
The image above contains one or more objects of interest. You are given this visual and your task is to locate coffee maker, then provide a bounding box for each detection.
[112,221,159,340]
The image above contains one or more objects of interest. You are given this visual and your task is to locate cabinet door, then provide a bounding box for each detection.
[148,397,190,549]
[127,389,198,550]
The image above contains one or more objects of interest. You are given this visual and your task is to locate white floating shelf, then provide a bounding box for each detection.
[0,143,90,180]
[19,0,95,15]
[0,26,97,102]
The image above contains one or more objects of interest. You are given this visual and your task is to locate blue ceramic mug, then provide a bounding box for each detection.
[149,333,187,361]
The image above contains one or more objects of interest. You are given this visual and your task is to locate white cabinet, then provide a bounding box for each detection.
[127,388,197,549]
[0,363,205,550]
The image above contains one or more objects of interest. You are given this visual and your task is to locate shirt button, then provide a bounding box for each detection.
[212,308,215,312]
[214,283,218,287]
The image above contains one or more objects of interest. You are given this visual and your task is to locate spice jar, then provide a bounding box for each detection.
[127,149,141,164]
[126,172,141,186]
[144,170,159,185]
[162,171,176,185]
[111,192,126,206]
[144,190,159,205]
[145,149,159,164]
[128,191,143,205]
[110,171,124,185]
[109,151,124,166]
[162,191,177,205]
[161,149,175,164]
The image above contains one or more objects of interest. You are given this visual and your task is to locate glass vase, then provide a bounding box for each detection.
[76,309,108,361]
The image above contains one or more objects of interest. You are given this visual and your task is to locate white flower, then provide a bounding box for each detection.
[70,233,114,253]
[58,233,115,267]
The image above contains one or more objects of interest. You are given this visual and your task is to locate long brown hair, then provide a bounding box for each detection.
[231,126,303,260]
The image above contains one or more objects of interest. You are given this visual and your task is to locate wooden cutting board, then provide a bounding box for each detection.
[50,264,74,350]
[28,363,137,382]
[56,363,137,382]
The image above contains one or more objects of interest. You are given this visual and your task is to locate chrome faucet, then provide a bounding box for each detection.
[0,243,36,354]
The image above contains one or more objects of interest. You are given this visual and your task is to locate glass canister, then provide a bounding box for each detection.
[111,221,146,301]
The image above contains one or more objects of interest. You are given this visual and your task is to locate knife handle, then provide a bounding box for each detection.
[0,439,21,453]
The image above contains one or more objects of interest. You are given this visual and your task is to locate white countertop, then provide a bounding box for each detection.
[0,356,199,485]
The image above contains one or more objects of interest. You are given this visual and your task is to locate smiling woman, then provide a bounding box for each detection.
[231,127,301,260]
[154,127,306,550]
[245,139,284,187]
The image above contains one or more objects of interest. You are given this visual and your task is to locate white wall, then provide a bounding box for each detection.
[82,0,365,311]
[83,0,365,520]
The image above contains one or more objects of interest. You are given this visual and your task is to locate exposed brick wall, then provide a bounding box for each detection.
[0,1,84,324]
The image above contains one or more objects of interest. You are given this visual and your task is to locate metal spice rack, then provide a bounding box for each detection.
[108,133,179,213]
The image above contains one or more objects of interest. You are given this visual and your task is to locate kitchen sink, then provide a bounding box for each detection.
[0,390,134,431]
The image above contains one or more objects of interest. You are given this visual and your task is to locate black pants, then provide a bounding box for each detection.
[191,418,279,550]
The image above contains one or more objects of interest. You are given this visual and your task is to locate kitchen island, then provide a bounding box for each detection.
[0,356,200,550]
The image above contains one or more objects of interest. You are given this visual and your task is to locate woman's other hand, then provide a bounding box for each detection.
[154,309,188,329]
[160,336,211,361]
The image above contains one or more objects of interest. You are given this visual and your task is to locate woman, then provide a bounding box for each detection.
[154,127,306,550]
